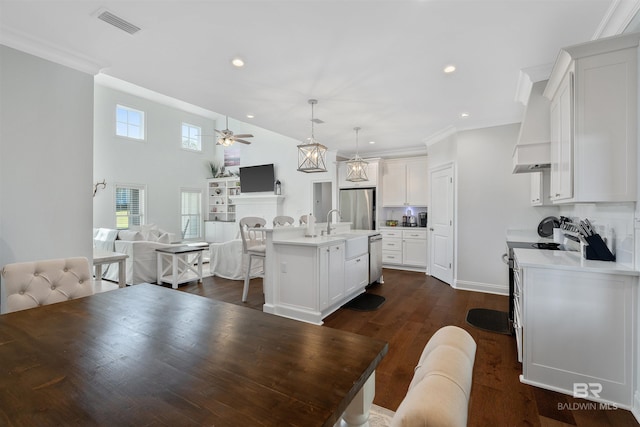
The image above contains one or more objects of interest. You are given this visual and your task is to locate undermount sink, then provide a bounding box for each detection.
[339,234,368,259]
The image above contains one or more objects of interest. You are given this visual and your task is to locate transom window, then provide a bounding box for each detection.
[115,184,145,229]
[116,104,145,140]
[181,189,202,240]
[181,123,202,152]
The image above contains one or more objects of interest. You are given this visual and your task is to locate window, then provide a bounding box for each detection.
[116,104,145,140]
[115,185,145,229]
[181,189,202,240]
[181,123,202,151]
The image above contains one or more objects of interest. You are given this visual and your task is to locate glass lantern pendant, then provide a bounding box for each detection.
[297,99,328,173]
[346,127,368,182]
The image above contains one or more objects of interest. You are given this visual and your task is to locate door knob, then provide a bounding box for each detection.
[429,228,434,231]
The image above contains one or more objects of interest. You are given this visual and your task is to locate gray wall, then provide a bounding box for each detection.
[0,45,94,267]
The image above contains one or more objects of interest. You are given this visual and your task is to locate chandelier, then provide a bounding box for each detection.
[345,127,368,182]
[297,99,328,173]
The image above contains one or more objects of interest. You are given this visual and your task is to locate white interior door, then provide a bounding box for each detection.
[429,164,454,285]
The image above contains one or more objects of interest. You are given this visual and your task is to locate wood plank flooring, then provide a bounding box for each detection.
[178,269,638,427]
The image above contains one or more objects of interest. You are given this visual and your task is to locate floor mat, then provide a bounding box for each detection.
[466,308,511,334]
[343,293,386,311]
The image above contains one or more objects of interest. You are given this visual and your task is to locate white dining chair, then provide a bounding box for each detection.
[239,217,266,302]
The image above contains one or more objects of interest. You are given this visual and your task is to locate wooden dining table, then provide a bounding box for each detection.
[0,283,388,426]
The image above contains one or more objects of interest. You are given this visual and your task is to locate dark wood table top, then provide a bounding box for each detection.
[0,284,387,427]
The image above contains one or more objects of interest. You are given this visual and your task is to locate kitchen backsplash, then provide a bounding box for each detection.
[558,202,635,268]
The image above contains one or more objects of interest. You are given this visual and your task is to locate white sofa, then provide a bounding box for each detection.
[94,226,180,285]
[209,239,263,280]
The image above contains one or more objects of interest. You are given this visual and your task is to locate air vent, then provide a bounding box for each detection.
[97,10,141,35]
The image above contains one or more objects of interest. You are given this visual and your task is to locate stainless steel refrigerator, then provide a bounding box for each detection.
[339,188,376,230]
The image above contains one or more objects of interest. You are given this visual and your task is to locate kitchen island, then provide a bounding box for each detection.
[262,225,379,324]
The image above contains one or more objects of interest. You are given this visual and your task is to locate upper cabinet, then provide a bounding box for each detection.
[381,157,429,207]
[543,32,640,203]
[337,158,379,188]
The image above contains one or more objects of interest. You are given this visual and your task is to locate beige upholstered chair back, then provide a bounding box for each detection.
[1,257,94,313]
[239,217,267,254]
[273,216,295,227]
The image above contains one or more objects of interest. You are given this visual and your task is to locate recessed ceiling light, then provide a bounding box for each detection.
[246,114,255,119]
[231,57,245,68]
[369,141,376,145]
[444,65,456,73]
[460,112,470,118]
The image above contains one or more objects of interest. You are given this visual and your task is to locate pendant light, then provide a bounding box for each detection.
[345,127,368,182]
[297,99,328,173]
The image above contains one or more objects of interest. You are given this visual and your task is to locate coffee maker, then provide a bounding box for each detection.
[419,212,427,227]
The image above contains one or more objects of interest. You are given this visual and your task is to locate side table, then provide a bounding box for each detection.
[93,250,128,288]
[156,245,206,289]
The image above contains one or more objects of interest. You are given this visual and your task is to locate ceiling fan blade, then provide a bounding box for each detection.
[235,139,252,145]
[214,129,224,135]
[233,134,253,138]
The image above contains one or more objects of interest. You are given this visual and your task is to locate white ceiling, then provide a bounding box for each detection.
[1,0,638,157]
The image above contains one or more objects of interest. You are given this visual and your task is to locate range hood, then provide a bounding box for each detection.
[512,80,551,173]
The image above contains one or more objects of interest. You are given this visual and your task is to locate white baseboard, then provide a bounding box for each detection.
[454,280,508,296]
[633,390,640,424]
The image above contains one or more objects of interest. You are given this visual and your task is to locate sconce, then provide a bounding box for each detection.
[93,179,106,197]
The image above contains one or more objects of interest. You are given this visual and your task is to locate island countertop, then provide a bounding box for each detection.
[272,229,380,247]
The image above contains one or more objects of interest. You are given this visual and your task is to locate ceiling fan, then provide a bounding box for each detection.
[215,116,253,146]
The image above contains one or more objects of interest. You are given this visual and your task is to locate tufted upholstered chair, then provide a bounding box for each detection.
[1,257,94,313]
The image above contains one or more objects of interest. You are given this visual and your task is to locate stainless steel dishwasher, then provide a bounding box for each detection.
[368,233,383,284]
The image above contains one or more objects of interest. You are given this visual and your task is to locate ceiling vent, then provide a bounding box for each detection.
[96,9,141,35]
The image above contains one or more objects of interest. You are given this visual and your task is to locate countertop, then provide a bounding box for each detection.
[513,248,640,277]
[272,229,380,247]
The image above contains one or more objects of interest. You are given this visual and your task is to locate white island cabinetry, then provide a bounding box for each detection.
[264,229,376,325]
[514,249,638,408]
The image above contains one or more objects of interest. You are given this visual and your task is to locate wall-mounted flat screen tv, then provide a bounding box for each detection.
[239,163,275,193]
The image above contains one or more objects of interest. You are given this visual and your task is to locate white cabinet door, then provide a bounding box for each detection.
[345,254,368,295]
[381,161,406,206]
[530,171,551,206]
[402,235,427,267]
[556,72,573,201]
[406,159,429,206]
[318,243,345,308]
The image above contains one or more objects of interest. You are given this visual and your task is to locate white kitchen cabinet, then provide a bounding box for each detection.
[320,243,346,308]
[380,228,427,269]
[402,230,427,267]
[529,170,551,206]
[337,158,379,188]
[345,254,368,295]
[381,157,428,207]
[514,250,637,408]
[544,33,639,203]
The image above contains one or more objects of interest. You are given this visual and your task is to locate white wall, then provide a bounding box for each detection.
[93,83,217,236]
[0,45,94,267]
[453,123,559,294]
[211,118,338,223]
[94,81,337,237]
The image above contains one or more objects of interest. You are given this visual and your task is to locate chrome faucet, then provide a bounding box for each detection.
[326,209,341,235]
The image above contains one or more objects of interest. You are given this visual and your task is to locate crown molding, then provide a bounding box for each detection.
[592,0,640,39]
[514,64,553,106]
[424,126,457,147]
[0,26,106,75]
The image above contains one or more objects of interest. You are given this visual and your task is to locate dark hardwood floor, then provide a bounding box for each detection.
[179,269,638,427]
